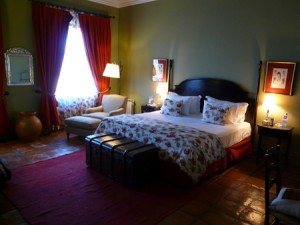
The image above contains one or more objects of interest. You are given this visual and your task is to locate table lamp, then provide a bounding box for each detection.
[103,63,121,94]
[155,83,168,105]
[262,95,276,126]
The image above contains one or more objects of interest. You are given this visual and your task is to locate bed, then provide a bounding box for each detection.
[94,78,257,186]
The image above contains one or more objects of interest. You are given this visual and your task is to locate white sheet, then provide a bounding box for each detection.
[137,111,251,148]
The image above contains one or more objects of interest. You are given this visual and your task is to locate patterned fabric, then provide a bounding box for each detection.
[166,94,191,115]
[205,97,248,123]
[95,114,225,183]
[168,92,201,114]
[202,102,230,125]
[57,94,97,123]
[160,98,183,117]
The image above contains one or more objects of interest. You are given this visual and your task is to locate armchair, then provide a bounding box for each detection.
[265,145,300,225]
[64,94,128,139]
[83,94,128,119]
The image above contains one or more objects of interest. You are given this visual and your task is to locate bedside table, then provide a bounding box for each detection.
[141,104,161,113]
[256,124,294,165]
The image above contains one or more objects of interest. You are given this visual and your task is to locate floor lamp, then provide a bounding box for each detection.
[103,63,121,94]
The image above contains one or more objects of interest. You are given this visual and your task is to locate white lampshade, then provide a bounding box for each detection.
[156,83,168,99]
[154,83,168,106]
[263,95,276,118]
[263,95,276,110]
[103,63,120,78]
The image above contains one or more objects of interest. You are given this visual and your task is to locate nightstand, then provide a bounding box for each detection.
[256,124,294,165]
[141,104,161,113]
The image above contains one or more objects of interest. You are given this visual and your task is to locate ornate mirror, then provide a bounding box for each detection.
[5,47,34,86]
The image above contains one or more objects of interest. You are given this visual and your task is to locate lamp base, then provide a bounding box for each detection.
[262,118,270,126]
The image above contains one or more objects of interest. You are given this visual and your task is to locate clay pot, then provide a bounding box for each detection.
[15,112,42,142]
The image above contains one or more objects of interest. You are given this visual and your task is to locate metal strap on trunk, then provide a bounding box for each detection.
[88,133,115,151]
[88,134,124,172]
[109,140,139,178]
[121,143,154,185]
[97,136,127,172]
[88,133,116,168]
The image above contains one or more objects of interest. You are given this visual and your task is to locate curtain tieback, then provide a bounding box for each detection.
[1,92,9,98]
[98,87,111,94]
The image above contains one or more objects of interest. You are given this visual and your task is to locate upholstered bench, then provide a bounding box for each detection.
[65,116,101,139]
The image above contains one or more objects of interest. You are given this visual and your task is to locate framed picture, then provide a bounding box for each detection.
[152,59,169,82]
[264,61,296,95]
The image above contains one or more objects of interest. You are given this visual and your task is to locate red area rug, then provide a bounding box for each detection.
[4,150,196,225]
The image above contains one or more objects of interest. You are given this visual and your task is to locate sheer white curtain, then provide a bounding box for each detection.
[56,12,98,120]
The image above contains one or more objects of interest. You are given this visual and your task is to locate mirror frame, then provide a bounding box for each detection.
[5,47,34,86]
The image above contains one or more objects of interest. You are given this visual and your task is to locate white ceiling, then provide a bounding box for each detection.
[87,0,156,8]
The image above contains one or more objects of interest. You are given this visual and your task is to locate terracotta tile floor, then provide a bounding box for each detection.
[0,130,299,225]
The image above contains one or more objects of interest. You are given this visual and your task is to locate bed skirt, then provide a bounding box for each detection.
[160,136,254,187]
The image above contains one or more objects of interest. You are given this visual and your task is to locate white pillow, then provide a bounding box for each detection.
[205,96,248,123]
[188,95,201,114]
[206,96,229,104]
[168,92,201,115]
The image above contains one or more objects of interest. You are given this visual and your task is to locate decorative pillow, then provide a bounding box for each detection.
[167,92,201,114]
[270,187,300,219]
[167,92,178,97]
[205,96,248,123]
[166,94,190,115]
[202,102,230,125]
[160,98,183,117]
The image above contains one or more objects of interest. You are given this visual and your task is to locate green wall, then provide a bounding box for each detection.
[2,0,37,121]
[1,0,118,122]
[119,0,300,163]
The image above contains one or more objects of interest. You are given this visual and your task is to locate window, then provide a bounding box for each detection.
[56,18,98,120]
[55,25,97,99]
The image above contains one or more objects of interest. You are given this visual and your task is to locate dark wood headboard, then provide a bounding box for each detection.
[172,78,257,138]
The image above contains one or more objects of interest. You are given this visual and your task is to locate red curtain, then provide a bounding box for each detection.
[79,14,111,103]
[32,3,72,130]
[0,7,10,135]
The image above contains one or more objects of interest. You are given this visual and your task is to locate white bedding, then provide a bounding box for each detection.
[138,111,251,148]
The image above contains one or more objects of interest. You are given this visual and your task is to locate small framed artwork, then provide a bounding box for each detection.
[264,61,296,95]
[152,59,169,82]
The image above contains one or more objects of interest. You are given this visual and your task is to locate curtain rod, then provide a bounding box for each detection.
[29,0,115,19]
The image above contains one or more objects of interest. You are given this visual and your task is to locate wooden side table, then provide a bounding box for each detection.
[141,104,161,113]
[256,124,294,165]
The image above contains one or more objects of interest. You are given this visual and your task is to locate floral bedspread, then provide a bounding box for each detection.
[95,114,226,183]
